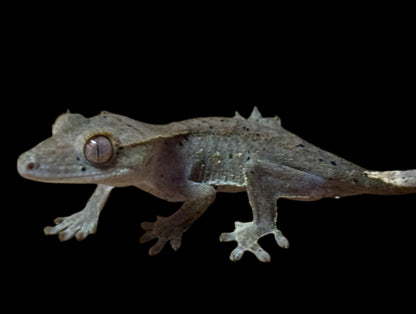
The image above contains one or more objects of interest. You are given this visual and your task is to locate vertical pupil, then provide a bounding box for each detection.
[94,139,100,159]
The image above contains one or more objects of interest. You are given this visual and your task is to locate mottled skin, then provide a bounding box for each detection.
[17,108,416,262]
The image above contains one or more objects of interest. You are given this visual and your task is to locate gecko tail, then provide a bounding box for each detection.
[364,169,416,195]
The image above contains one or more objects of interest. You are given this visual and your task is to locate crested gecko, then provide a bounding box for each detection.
[17,108,416,262]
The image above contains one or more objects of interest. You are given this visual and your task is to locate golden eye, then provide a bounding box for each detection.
[84,135,113,165]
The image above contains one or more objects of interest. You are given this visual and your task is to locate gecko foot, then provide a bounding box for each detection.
[44,211,99,242]
[219,221,289,262]
[140,216,187,256]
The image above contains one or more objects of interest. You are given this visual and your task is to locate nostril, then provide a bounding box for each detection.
[26,162,38,171]
[17,153,40,178]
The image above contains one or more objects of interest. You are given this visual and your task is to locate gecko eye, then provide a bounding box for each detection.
[84,135,113,165]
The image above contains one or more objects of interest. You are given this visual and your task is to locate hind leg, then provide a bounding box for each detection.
[220,160,325,262]
[220,161,288,262]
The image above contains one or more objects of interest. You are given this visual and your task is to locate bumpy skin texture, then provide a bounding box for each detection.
[17,108,416,262]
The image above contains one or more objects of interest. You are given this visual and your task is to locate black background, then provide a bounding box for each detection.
[6,6,415,312]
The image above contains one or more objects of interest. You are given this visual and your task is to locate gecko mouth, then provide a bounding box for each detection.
[17,152,130,184]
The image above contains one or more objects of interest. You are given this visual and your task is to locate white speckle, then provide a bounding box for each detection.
[236,153,243,158]
[196,148,204,156]
[213,151,221,158]
[334,196,340,199]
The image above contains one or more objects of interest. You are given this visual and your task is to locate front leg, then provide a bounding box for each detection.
[44,184,113,241]
[140,182,216,255]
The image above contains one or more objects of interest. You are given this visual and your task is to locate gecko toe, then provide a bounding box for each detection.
[75,228,92,241]
[274,230,290,248]
[229,242,271,262]
[219,231,236,242]
[44,224,67,235]
[221,221,284,262]
[59,229,78,242]
[140,230,182,253]
[252,244,271,262]
[148,239,167,256]
[170,237,182,251]
[140,221,155,231]
[44,226,56,235]
[44,211,99,242]
[230,247,245,262]
[140,216,188,255]
[53,217,64,224]
[139,232,155,244]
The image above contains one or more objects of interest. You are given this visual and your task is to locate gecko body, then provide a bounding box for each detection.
[17,108,416,262]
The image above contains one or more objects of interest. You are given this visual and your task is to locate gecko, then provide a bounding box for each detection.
[17,107,416,262]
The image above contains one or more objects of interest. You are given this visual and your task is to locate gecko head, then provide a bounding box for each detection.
[17,111,152,185]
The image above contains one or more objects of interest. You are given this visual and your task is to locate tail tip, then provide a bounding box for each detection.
[364,170,416,187]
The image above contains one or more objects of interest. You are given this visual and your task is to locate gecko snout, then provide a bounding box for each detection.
[17,152,39,179]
